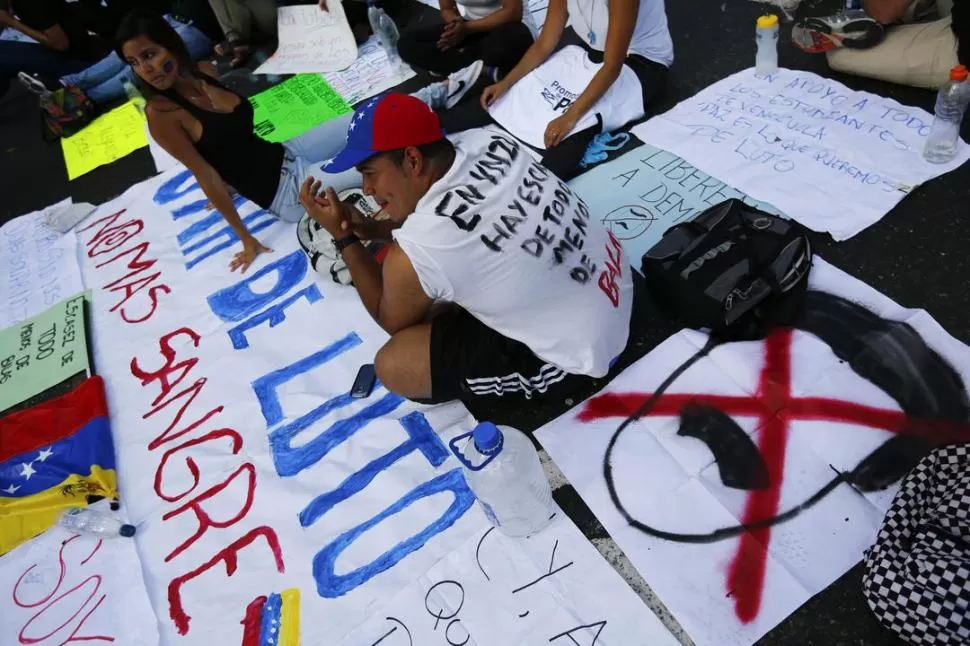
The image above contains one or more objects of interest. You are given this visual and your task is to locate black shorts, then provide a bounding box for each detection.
[429,308,594,403]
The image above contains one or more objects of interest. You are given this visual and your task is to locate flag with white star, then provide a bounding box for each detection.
[0,376,118,554]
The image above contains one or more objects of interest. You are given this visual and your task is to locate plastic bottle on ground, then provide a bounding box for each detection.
[366,0,402,73]
[755,15,780,76]
[450,422,556,538]
[924,65,969,164]
[58,508,136,538]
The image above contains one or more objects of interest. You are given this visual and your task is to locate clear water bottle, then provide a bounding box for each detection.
[924,64,969,164]
[58,508,136,538]
[123,80,146,114]
[755,15,779,76]
[366,0,402,73]
[449,422,556,538]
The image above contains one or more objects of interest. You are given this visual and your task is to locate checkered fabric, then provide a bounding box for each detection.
[862,443,970,645]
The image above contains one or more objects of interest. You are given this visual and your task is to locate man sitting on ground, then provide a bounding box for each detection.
[794,0,967,89]
[298,93,633,404]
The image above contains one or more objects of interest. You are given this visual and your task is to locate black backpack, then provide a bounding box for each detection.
[641,199,813,341]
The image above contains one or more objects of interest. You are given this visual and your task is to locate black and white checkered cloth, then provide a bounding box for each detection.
[862,443,970,645]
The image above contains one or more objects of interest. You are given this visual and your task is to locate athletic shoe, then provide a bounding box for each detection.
[792,10,885,52]
[410,82,448,109]
[17,71,57,96]
[444,59,483,109]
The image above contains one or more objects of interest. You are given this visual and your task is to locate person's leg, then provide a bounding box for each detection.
[208,0,250,43]
[245,0,279,40]
[270,113,362,222]
[172,19,214,60]
[0,41,89,97]
[399,23,462,75]
[827,16,958,88]
[61,52,127,91]
[474,22,534,77]
[387,306,591,405]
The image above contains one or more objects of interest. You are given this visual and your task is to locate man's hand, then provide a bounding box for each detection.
[544,112,579,148]
[230,237,272,273]
[300,178,351,238]
[437,19,467,51]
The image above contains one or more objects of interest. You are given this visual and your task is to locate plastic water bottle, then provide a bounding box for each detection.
[449,422,556,537]
[58,508,136,538]
[366,0,402,73]
[123,80,146,114]
[755,15,779,76]
[924,65,969,164]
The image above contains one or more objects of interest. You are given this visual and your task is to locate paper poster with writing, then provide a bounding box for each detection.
[0,201,85,330]
[323,36,416,106]
[537,257,970,645]
[634,68,970,240]
[0,502,160,645]
[569,142,782,267]
[61,101,148,180]
[64,166,678,644]
[0,292,91,416]
[255,4,358,75]
[251,74,352,143]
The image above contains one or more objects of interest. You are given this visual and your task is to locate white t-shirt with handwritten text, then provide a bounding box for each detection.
[488,45,646,149]
[393,128,633,377]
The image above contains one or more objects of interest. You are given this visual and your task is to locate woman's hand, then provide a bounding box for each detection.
[480,80,510,109]
[544,112,579,148]
[230,237,272,273]
[300,178,350,238]
[437,19,467,51]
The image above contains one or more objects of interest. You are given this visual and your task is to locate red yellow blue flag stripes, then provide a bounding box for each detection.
[0,376,118,554]
[241,588,301,646]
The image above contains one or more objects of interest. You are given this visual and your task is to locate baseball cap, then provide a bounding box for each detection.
[322,93,445,173]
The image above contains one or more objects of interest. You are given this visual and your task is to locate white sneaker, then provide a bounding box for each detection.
[444,60,484,109]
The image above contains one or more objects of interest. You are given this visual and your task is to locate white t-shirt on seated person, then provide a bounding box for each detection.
[457,0,540,36]
[568,0,673,66]
[392,128,633,378]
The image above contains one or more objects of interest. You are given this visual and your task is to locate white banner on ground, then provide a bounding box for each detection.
[536,258,970,646]
[634,68,970,240]
[0,201,85,329]
[0,502,160,646]
[255,4,358,75]
[323,37,416,106]
[568,142,782,267]
[64,166,677,645]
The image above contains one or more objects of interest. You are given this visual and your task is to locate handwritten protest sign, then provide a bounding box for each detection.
[634,68,970,240]
[0,292,91,416]
[251,74,352,143]
[569,143,782,265]
[324,36,416,105]
[61,101,148,180]
[57,166,678,644]
[0,202,84,329]
[255,4,357,75]
[0,503,160,646]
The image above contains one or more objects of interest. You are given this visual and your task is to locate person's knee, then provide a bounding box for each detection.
[375,340,407,396]
[397,32,421,64]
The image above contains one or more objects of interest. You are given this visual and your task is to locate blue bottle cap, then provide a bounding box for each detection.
[473,422,503,455]
[119,524,136,537]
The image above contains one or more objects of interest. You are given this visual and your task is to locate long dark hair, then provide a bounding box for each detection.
[114,9,198,96]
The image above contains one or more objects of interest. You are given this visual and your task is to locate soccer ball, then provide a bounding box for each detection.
[296,188,382,282]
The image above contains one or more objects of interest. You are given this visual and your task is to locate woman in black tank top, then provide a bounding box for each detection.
[115,9,360,272]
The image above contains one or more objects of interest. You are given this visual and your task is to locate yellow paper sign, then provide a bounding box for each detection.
[61,101,149,180]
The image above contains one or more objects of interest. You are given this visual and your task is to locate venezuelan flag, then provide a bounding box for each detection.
[0,376,118,554]
[241,588,301,646]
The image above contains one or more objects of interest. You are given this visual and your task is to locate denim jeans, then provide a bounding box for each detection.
[269,113,363,222]
[61,15,212,104]
[0,40,90,98]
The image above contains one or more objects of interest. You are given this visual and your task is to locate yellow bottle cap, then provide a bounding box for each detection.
[757,14,779,28]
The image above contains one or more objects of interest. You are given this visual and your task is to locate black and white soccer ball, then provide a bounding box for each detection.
[296,188,382,283]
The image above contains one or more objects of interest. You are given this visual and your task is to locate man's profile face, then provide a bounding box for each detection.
[357,149,427,223]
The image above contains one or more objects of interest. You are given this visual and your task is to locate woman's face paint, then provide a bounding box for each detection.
[122,36,178,90]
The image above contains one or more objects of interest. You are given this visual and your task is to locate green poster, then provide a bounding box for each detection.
[251,74,353,143]
[0,292,92,416]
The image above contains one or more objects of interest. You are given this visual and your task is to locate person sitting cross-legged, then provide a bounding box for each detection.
[793,0,968,89]
[397,0,536,79]
[298,93,634,405]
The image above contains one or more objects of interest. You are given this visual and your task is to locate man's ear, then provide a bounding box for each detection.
[403,147,423,174]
